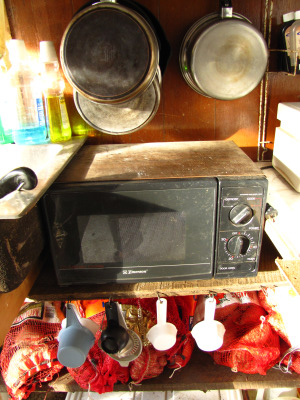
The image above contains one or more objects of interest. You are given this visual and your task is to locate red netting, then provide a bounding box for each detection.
[258,288,300,374]
[130,346,168,383]
[66,319,130,394]
[208,292,281,375]
[0,301,64,400]
[67,296,195,392]
[118,296,195,379]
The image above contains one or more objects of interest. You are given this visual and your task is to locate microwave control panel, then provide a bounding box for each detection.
[214,178,268,278]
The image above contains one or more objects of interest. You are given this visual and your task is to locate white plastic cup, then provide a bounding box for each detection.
[191,297,225,352]
[147,298,177,351]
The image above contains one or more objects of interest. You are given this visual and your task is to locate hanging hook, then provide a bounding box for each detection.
[156,291,168,302]
[156,291,163,303]
[222,288,233,295]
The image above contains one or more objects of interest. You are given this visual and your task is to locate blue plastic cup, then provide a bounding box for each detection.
[58,324,95,368]
[57,304,97,368]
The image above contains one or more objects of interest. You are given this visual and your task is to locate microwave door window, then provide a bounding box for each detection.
[77,215,119,263]
[44,180,217,283]
[78,212,186,266]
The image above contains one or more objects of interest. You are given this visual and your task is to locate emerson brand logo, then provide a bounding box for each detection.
[123,269,148,275]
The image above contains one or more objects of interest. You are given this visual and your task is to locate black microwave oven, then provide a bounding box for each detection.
[42,141,268,286]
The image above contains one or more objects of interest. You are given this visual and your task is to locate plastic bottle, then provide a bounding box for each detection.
[0,72,14,144]
[39,41,72,143]
[0,117,13,144]
[290,10,300,74]
[278,12,295,73]
[6,39,48,145]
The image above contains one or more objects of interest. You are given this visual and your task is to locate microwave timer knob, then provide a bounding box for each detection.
[227,235,250,256]
[229,204,253,225]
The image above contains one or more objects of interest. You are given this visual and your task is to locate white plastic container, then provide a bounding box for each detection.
[290,10,300,73]
[272,102,300,192]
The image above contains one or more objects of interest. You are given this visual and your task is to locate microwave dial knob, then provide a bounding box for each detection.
[227,235,250,256]
[229,204,253,225]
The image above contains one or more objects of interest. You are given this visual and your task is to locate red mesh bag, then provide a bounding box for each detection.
[65,305,129,394]
[206,292,281,375]
[130,346,168,383]
[68,296,195,391]
[66,314,130,394]
[122,296,195,383]
[258,287,300,374]
[0,301,64,400]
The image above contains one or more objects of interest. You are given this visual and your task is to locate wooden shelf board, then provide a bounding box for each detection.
[11,350,300,393]
[28,260,288,301]
[276,259,300,295]
[27,234,288,301]
[0,258,41,346]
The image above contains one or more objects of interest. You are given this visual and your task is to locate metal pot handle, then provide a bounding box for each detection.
[0,167,37,199]
[220,0,232,18]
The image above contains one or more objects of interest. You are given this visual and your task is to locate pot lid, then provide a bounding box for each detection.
[73,73,160,135]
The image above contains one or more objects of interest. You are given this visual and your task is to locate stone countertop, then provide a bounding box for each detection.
[0,137,86,219]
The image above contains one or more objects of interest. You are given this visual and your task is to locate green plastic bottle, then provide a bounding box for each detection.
[0,115,13,144]
[0,69,14,144]
[0,93,13,144]
[40,41,72,143]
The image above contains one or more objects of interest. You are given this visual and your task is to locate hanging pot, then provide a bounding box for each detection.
[179,0,268,100]
[60,0,165,104]
[73,68,161,135]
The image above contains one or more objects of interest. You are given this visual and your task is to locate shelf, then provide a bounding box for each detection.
[261,164,300,260]
[28,235,288,301]
[0,257,41,346]
[8,349,300,393]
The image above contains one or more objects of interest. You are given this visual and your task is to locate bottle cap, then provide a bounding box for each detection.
[39,41,58,63]
[283,12,295,23]
[294,10,300,20]
[7,39,27,62]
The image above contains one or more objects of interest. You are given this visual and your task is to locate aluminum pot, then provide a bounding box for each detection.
[179,2,268,100]
[73,68,161,135]
[60,0,161,104]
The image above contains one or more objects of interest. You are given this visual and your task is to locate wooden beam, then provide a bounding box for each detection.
[0,259,41,346]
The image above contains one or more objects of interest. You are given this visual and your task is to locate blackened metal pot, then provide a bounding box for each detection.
[179,2,268,100]
[61,0,162,104]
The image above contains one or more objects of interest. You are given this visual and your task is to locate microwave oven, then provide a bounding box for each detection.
[42,141,268,286]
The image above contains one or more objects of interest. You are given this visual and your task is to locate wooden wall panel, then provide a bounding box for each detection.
[4,0,300,160]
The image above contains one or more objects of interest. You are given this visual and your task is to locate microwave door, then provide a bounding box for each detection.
[43,179,218,285]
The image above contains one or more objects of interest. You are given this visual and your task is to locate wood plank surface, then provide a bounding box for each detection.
[0,257,41,346]
[28,239,288,301]
[276,260,300,295]
[55,141,265,183]
[15,350,300,393]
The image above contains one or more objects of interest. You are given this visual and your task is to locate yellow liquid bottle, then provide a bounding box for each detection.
[45,95,72,142]
[40,41,72,143]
